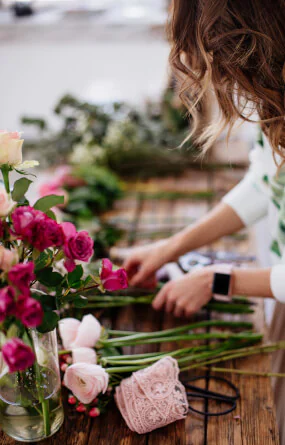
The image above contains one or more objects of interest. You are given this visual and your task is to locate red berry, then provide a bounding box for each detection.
[89,407,100,418]
[61,354,69,362]
[91,398,98,405]
[76,403,86,413]
[68,396,77,405]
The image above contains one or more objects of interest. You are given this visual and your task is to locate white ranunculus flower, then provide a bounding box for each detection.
[0,131,23,166]
[64,363,109,404]
[72,347,97,364]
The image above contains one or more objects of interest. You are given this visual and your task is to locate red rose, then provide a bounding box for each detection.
[61,222,94,272]
[8,262,35,294]
[2,338,35,373]
[16,296,43,328]
[0,286,16,322]
[100,258,128,291]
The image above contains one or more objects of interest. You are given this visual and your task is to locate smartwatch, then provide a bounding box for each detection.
[212,264,233,302]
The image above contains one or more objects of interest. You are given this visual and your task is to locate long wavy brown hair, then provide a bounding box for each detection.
[169,0,285,164]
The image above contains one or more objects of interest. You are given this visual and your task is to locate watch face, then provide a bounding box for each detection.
[212,272,231,296]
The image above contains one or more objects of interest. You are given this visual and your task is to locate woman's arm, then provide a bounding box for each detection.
[152,266,274,318]
[124,202,244,286]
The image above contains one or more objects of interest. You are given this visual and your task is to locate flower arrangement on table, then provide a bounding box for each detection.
[0,131,127,442]
[57,313,285,433]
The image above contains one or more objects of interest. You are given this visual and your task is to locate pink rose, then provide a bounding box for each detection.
[2,338,35,373]
[11,207,64,251]
[16,296,43,328]
[0,186,15,217]
[72,347,97,365]
[59,314,101,349]
[100,258,128,291]
[11,206,38,242]
[0,246,18,271]
[8,262,35,294]
[0,286,16,322]
[61,222,94,272]
[64,363,109,404]
[32,216,64,251]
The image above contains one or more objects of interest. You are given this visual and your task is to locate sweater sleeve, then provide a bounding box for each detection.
[222,143,270,226]
[270,265,285,303]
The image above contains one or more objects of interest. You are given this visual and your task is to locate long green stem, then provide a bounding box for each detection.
[204,366,285,378]
[179,341,285,371]
[34,356,51,437]
[103,320,253,345]
[100,332,261,348]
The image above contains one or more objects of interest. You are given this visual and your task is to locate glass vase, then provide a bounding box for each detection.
[0,328,64,442]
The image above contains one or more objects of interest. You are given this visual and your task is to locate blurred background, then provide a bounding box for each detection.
[0,0,273,319]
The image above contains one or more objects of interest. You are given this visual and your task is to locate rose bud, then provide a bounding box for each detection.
[100,258,128,292]
[0,131,23,166]
[2,338,35,372]
[0,186,16,218]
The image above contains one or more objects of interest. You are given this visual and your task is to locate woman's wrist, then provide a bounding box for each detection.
[231,267,274,298]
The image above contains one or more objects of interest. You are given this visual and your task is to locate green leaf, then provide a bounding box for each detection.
[73,295,88,308]
[34,250,53,272]
[46,209,57,221]
[36,267,64,287]
[68,265,84,286]
[31,291,56,311]
[37,311,60,333]
[33,194,64,212]
[11,178,33,202]
[99,346,122,357]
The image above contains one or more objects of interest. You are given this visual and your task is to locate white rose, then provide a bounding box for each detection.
[0,186,16,217]
[64,363,109,404]
[0,131,23,166]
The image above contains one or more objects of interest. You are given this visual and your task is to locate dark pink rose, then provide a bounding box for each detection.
[62,222,94,272]
[8,262,35,294]
[2,338,35,373]
[0,220,4,239]
[100,258,128,292]
[11,206,38,242]
[16,296,43,328]
[0,286,16,322]
[33,216,64,251]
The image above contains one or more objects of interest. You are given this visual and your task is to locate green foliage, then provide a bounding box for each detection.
[37,312,60,334]
[36,267,64,287]
[34,195,64,212]
[21,88,194,177]
[12,178,33,202]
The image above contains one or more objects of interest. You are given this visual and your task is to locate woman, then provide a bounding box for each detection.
[123,0,285,441]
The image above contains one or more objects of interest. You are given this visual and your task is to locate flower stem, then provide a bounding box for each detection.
[202,366,285,378]
[1,167,10,194]
[101,320,253,346]
[99,332,261,348]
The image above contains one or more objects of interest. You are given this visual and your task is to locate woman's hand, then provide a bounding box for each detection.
[152,267,215,317]
[123,239,177,287]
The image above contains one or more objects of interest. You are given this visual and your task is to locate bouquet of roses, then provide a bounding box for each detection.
[0,131,128,440]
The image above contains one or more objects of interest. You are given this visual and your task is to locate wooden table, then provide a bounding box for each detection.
[0,168,280,445]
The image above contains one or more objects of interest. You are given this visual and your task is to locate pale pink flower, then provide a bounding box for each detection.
[0,246,18,271]
[72,347,97,365]
[0,131,23,166]
[0,186,16,217]
[64,363,109,404]
[58,314,101,350]
[58,318,81,349]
